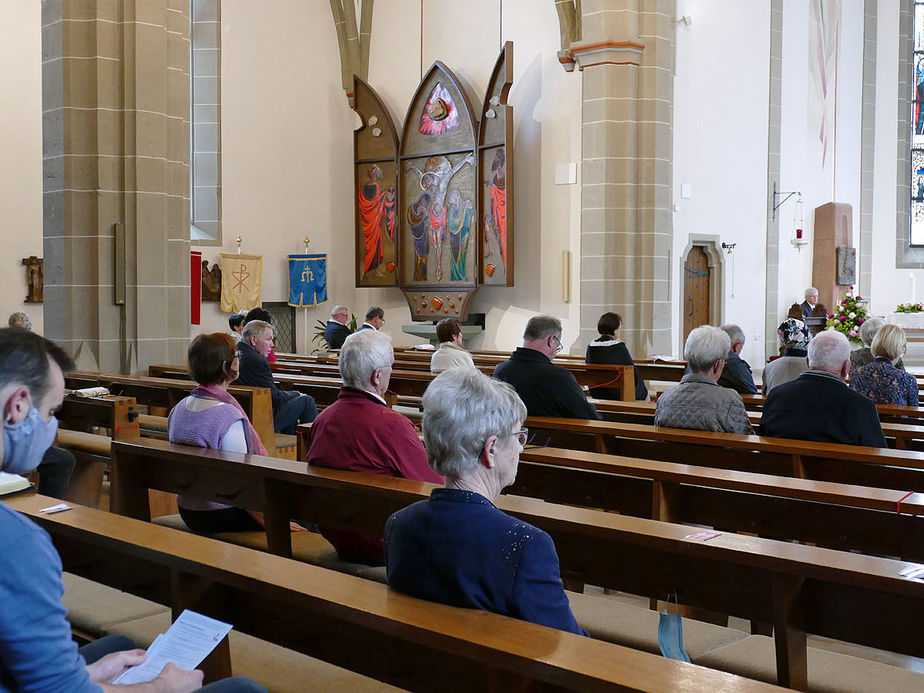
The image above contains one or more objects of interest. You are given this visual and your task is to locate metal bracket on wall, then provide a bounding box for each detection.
[771,181,802,221]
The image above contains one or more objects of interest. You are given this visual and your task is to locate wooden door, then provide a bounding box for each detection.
[683,246,711,345]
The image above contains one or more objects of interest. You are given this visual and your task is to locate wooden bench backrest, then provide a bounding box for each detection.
[7,492,782,692]
[109,437,924,688]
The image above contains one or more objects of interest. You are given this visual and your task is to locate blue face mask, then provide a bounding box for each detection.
[3,406,59,475]
[658,610,691,663]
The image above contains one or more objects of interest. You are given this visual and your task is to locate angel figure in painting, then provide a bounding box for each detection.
[486,149,507,271]
[359,164,397,276]
[405,153,474,281]
[446,189,473,281]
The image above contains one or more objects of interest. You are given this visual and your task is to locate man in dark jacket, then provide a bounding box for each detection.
[760,329,886,447]
[493,315,600,420]
[800,287,819,320]
[324,304,352,349]
[717,324,758,395]
[235,320,317,434]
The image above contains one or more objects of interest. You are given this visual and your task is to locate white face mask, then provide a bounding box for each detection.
[3,403,58,475]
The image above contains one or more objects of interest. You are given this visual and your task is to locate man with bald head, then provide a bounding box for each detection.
[760,329,886,447]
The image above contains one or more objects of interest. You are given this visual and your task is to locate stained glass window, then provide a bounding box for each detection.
[911,2,924,245]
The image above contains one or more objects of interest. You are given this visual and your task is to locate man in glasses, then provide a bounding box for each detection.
[493,315,599,420]
[323,305,353,349]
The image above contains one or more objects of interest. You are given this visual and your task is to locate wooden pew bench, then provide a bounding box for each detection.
[67,372,297,459]
[108,438,924,689]
[5,493,779,693]
[523,416,924,492]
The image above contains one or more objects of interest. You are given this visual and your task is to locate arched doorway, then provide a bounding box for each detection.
[683,246,711,345]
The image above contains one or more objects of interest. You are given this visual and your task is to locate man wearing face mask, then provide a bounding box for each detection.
[0,329,267,692]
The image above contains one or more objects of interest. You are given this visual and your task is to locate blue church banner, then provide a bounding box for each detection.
[288,254,327,308]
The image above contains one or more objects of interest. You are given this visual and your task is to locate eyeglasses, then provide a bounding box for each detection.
[512,428,528,446]
[551,335,563,355]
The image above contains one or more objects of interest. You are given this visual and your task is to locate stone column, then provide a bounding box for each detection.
[42,0,190,373]
[569,0,674,357]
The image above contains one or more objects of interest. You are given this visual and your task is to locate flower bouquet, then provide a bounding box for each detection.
[895,302,924,313]
[826,291,868,344]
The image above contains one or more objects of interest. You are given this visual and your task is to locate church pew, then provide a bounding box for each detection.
[67,372,302,459]
[106,438,924,689]
[587,398,924,451]
[739,393,924,424]
[3,494,767,693]
[522,416,924,493]
[290,421,924,562]
[270,357,636,399]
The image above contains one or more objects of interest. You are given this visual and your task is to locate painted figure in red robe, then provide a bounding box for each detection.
[359,164,396,276]
[486,149,507,271]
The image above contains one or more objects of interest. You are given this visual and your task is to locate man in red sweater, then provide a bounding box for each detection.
[306,329,443,564]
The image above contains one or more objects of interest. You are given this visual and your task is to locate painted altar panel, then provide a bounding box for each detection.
[398,62,478,290]
[478,42,513,287]
[353,77,399,287]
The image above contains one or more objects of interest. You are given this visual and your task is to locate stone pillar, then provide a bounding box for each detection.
[42,0,190,373]
[570,0,674,357]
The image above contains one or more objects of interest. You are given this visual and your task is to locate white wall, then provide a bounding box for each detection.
[200,0,583,353]
[0,0,43,335]
[672,0,770,367]
[777,0,864,319]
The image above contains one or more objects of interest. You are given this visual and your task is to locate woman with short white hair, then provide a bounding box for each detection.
[849,324,918,406]
[384,368,587,635]
[850,317,905,373]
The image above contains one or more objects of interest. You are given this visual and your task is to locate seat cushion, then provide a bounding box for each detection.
[62,573,169,637]
[566,591,747,658]
[110,613,401,692]
[696,635,924,693]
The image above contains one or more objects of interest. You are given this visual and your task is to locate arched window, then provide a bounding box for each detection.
[190,0,221,243]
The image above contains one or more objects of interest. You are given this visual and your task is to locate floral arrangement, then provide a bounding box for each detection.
[826,291,868,344]
[895,302,924,313]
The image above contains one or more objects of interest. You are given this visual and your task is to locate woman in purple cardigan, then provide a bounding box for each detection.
[167,333,270,533]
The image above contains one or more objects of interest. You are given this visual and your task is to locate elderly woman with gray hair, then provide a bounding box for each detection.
[653,325,754,434]
[385,368,586,635]
[850,317,905,373]
[849,324,918,406]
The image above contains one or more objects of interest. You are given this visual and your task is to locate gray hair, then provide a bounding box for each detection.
[805,287,819,299]
[339,329,393,389]
[859,316,884,346]
[330,304,348,317]
[871,324,907,362]
[7,312,30,329]
[720,324,745,347]
[422,368,526,479]
[684,325,731,373]
[365,306,384,321]
[523,315,562,341]
[807,329,850,370]
[241,320,271,341]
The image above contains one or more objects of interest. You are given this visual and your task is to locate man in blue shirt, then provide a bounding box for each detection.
[0,328,264,693]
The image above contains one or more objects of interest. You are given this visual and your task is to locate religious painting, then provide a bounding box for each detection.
[808,0,841,167]
[913,150,924,246]
[478,42,514,286]
[403,153,475,283]
[915,54,924,144]
[353,77,399,287]
[399,62,477,292]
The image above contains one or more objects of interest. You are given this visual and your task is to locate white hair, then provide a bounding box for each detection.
[720,324,745,347]
[339,329,393,389]
[805,287,819,299]
[859,317,884,347]
[422,368,526,479]
[330,304,348,317]
[241,320,271,341]
[684,325,730,373]
[871,324,907,362]
[807,330,850,370]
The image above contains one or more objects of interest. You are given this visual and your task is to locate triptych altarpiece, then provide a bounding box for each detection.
[353,42,514,320]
